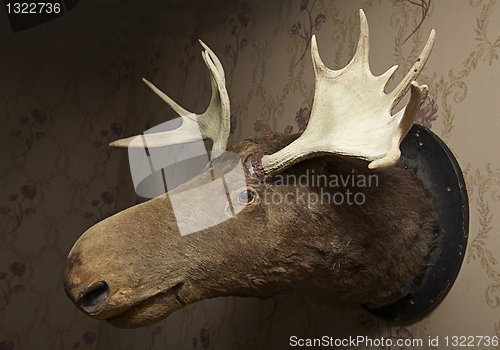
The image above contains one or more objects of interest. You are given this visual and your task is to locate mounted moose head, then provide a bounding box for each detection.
[64,10,438,328]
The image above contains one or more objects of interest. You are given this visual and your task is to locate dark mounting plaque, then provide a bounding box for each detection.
[364,124,469,322]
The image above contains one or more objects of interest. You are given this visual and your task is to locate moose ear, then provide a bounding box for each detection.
[250,119,273,140]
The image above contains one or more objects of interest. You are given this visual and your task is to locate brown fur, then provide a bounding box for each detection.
[64,120,438,328]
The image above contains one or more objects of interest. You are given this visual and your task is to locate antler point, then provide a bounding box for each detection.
[199,39,208,50]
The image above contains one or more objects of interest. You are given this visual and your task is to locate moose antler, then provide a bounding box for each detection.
[110,41,230,158]
[249,9,435,177]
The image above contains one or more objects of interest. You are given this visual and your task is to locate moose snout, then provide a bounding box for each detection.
[64,244,166,323]
[63,250,114,317]
[64,259,128,320]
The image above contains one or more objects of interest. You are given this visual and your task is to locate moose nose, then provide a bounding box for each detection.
[78,281,110,314]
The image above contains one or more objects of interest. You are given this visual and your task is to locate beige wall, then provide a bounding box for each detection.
[1,0,499,349]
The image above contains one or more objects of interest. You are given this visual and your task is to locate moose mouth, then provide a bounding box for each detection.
[106,282,185,328]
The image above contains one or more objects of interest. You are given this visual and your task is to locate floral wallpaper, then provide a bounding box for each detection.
[1,0,499,349]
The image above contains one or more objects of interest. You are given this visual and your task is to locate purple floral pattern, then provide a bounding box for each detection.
[0,261,26,312]
[400,0,432,44]
[295,107,311,132]
[10,108,46,156]
[93,122,123,166]
[230,114,238,135]
[101,6,132,96]
[180,37,199,88]
[0,185,37,235]
[83,191,115,223]
[72,331,96,350]
[192,328,210,350]
[291,0,326,66]
[225,2,250,77]
[415,97,438,129]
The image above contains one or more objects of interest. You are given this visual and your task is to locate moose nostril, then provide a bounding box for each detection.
[79,281,110,314]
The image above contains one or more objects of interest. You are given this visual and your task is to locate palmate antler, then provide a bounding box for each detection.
[112,9,435,176]
[110,40,230,158]
[249,9,435,178]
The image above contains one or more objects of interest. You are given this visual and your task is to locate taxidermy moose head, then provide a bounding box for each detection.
[64,10,437,328]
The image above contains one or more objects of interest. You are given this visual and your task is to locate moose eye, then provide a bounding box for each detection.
[237,189,256,205]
